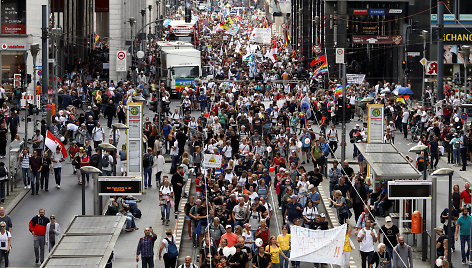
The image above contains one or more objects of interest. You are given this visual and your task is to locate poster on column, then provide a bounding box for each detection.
[290,224,347,265]
[367,104,384,143]
[126,103,143,181]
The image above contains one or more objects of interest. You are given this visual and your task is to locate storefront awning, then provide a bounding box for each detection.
[356,143,422,180]
[41,215,125,268]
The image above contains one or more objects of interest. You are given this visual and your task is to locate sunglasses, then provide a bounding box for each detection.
[0,226,5,228]
[51,217,55,219]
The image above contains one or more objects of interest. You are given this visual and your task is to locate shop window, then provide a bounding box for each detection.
[1,53,25,85]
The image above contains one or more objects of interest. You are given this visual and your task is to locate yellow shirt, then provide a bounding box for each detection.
[266,245,282,264]
[277,234,291,251]
[343,233,352,252]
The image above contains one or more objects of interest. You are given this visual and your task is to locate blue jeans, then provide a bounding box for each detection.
[234,220,244,229]
[374,200,385,215]
[141,256,154,268]
[143,167,152,187]
[161,202,171,220]
[453,149,460,164]
[386,246,393,268]
[195,219,208,237]
[281,250,290,268]
[460,234,470,262]
[22,167,31,186]
[31,171,40,194]
[54,168,62,186]
[126,212,136,229]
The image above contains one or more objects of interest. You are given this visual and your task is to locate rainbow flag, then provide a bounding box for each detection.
[313,63,328,78]
[334,85,343,95]
[263,17,269,28]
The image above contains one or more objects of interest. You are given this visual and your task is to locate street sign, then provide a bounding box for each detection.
[203,154,222,168]
[312,44,321,54]
[367,104,384,143]
[98,177,142,196]
[388,181,432,200]
[116,50,127,72]
[425,61,438,75]
[281,23,287,29]
[335,48,344,64]
[461,112,468,121]
[419,57,427,66]
[407,52,421,57]
[37,70,42,76]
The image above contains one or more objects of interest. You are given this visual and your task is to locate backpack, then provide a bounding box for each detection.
[0,167,7,179]
[165,236,179,258]
[90,154,100,167]
[101,155,110,168]
[143,153,153,167]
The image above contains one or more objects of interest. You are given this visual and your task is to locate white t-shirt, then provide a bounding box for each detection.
[402,111,409,123]
[327,129,337,142]
[0,231,10,250]
[160,185,173,197]
[92,127,104,141]
[303,206,318,220]
[357,227,375,252]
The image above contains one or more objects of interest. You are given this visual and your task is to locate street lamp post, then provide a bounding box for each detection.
[140,9,146,53]
[421,30,429,106]
[30,44,40,133]
[129,17,136,84]
[79,166,101,215]
[462,46,470,101]
[408,144,428,262]
[111,123,129,176]
[431,168,454,267]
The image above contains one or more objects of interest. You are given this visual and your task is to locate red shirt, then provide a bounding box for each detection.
[461,189,472,204]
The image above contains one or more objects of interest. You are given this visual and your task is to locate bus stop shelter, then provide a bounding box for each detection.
[41,215,125,268]
[356,143,423,236]
[356,143,422,180]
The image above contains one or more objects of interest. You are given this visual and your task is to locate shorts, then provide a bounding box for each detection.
[302,147,310,153]
[185,215,191,220]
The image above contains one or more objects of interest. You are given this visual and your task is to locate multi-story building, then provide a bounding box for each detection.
[0,0,47,92]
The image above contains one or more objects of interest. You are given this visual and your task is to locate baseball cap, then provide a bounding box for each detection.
[434,226,444,232]
[319,213,326,218]
[225,225,232,229]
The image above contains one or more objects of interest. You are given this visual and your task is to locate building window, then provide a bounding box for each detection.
[1,0,27,35]
[1,52,25,85]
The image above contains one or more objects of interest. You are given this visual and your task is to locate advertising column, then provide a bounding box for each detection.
[126,102,143,183]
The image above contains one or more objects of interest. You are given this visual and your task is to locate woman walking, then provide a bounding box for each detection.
[277,225,291,268]
[159,179,174,226]
[45,215,61,251]
[265,236,289,268]
[329,190,350,225]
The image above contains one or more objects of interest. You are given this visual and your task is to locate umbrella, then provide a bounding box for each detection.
[380,88,391,94]
[394,87,413,95]
[360,97,374,103]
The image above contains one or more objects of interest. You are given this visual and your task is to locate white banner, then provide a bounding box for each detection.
[290,224,347,265]
[203,154,222,168]
[251,28,271,44]
[346,74,366,84]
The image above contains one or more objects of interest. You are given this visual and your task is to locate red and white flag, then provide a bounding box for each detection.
[45,130,68,158]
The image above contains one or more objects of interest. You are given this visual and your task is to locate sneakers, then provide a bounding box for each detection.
[24,186,27,189]
[462,261,467,265]
[27,185,31,189]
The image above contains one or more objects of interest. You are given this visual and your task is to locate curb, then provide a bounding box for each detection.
[5,188,30,214]
[318,184,357,268]
[175,178,192,252]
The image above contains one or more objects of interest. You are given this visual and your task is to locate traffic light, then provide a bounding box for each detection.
[20,69,26,85]
[402,60,407,70]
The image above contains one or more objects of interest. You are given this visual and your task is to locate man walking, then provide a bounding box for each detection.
[378,216,400,266]
[136,227,157,268]
[29,208,50,264]
[29,150,42,195]
[392,236,413,268]
[455,207,471,264]
[171,166,184,213]
[357,219,377,268]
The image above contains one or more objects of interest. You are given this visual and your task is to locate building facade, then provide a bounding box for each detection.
[0,0,47,92]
